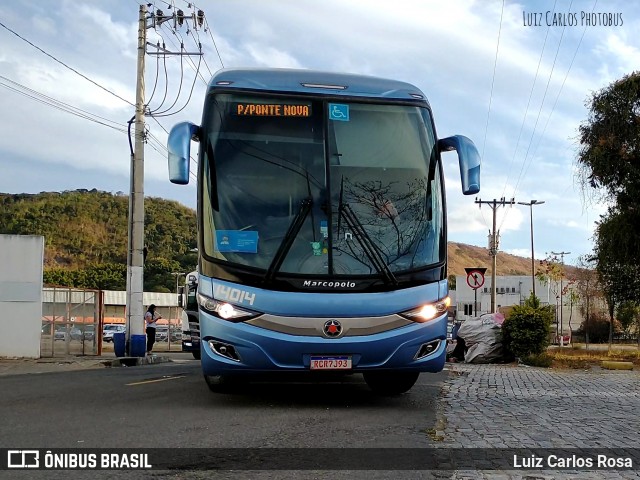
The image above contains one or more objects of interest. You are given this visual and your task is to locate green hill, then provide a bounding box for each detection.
[0,190,197,292]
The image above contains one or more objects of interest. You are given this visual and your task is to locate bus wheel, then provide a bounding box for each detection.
[192,350,201,360]
[203,374,237,393]
[363,371,419,395]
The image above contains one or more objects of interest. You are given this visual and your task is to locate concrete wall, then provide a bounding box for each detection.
[0,235,44,358]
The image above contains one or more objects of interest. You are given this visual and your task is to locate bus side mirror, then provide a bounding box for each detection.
[168,122,200,185]
[438,135,481,195]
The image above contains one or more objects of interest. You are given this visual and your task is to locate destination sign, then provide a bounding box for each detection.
[234,103,311,117]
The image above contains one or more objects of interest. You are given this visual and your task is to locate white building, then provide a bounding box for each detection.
[454,274,583,336]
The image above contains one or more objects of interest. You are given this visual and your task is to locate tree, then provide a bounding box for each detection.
[144,257,183,292]
[574,255,603,348]
[578,71,640,206]
[616,301,640,337]
[576,71,640,304]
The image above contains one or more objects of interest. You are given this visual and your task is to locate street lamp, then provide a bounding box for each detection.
[518,200,545,299]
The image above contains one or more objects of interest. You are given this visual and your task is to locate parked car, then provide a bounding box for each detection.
[171,329,182,342]
[154,326,182,343]
[83,325,95,341]
[103,325,126,342]
[71,325,95,342]
[54,326,68,341]
[155,327,168,342]
[70,327,82,341]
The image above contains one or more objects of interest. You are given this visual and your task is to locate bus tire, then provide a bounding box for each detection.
[363,371,420,395]
[192,350,201,360]
[204,374,237,393]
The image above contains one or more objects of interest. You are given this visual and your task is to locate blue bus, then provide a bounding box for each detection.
[168,68,480,394]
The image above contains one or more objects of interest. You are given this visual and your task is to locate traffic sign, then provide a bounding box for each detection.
[465,267,487,290]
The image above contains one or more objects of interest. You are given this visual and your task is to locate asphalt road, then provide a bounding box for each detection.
[0,358,447,479]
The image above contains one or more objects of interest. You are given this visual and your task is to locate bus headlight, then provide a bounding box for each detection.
[401,297,450,323]
[197,293,261,322]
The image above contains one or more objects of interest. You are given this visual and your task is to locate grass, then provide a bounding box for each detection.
[520,353,553,368]
[546,345,640,369]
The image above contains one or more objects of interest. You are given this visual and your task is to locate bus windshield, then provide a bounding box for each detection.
[201,93,443,278]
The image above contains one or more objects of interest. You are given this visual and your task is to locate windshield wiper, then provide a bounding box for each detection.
[337,178,398,286]
[264,196,313,284]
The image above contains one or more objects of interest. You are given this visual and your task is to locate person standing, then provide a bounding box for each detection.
[145,304,161,355]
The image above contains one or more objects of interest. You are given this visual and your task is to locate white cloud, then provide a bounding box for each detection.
[245,44,303,69]
[594,32,640,82]
[31,16,57,36]
[447,204,489,234]
[505,248,531,258]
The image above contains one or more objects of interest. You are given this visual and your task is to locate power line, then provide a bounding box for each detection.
[146,36,165,107]
[525,0,597,185]
[499,0,557,200]
[148,37,187,115]
[150,50,202,117]
[509,2,571,201]
[186,0,226,69]
[187,25,213,78]
[161,22,208,85]
[498,2,575,233]
[0,20,135,107]
[148,41,171,112]
[480,0,505,161]
[0,76,128,133]
[203,16,225,69]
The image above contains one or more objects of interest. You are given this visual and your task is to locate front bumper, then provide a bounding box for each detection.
[200,312,447,376]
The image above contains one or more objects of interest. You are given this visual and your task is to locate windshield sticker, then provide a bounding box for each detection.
[320,220,328,239]
[233,103,311,117]
[311,242,322,256]
[329,104,349,121]
[216,230,259,253]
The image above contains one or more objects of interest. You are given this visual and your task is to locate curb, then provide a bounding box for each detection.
[105,356,173,368]
[601,360,634,370]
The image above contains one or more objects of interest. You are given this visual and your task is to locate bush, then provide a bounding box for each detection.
[502,294,553,358]
[520,353,553,368]
[575,312,616,343]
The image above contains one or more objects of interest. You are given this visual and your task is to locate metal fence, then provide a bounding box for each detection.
[41,288,103,357]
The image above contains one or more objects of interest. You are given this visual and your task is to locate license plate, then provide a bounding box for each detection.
[310,356,352,370]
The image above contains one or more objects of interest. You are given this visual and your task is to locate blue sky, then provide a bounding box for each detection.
[0,0,636,266]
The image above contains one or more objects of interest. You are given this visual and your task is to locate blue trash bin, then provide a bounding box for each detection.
[130,334,146,357]
[113,332,126,357]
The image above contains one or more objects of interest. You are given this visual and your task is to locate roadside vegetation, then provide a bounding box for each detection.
[546,346,640,369]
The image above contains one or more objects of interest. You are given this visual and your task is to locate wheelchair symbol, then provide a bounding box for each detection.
[329,104,349,121]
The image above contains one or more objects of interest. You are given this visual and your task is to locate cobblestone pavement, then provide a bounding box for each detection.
[438,364,640,479]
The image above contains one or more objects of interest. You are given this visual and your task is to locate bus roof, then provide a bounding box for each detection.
[207,68,430,104]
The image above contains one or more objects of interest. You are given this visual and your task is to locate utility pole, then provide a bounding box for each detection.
[518,200,545,299]
[125,4,148,356]
[476,198,515,313]
[125,5,203,356]
[551,250,570,346]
